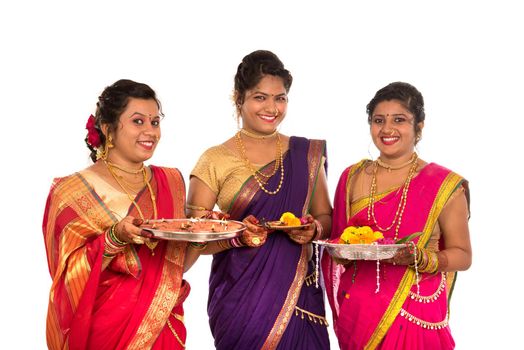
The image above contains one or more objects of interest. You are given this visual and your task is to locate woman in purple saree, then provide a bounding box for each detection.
[187,50,332,349]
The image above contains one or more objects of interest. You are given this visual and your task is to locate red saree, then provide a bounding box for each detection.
[43,166,189,350]
[322,162,468,350]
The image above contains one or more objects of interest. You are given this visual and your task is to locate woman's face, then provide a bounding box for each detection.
[106,98,162,166]
[239,75,288,135]
[370,99,423,160]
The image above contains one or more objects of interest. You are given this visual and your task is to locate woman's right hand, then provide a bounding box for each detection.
[240,215,269,247]
[114,216,153,245]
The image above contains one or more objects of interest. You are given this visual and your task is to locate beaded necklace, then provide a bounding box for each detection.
[235,131,284,195]
[105,160,159,254]
[367,153,418,240]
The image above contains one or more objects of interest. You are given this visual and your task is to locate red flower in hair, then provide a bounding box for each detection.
[86,114,101,148]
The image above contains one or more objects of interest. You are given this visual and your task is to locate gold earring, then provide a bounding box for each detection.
[96,134,113,160]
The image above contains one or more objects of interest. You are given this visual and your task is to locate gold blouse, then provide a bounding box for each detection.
[190,144,266,212]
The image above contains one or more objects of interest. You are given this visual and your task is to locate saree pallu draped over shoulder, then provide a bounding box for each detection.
[208,137,330,350]
[322,162,467,350]
[43,166,189,350]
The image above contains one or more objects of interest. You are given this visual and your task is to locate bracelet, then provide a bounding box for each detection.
[230,236,245,248]
[217,239,232,250]
[311,219,323,241]
[186,203,211,212]
[104,225,127,257]
[189,242,208,251]
[109,223,127,246]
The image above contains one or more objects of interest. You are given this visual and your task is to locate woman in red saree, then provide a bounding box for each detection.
[187,50,332,349]
[43,80,196,349]
[322,82,472,350]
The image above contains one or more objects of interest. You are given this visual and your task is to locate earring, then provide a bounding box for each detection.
[97,134,113,160]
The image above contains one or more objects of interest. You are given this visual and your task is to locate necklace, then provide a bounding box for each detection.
[240,128,278,140]
[105,161,159,254]
[235,131,284,195]
[376,153,417,172]
[367,153,418,240]
[105,160,145,174]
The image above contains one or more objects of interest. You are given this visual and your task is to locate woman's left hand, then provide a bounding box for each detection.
[383,246,415,266]
[287,214,316,245]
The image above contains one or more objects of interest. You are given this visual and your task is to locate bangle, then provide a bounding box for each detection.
[186,203,211,211]
[104,225,127,257]
[190,242,208,251]
[217,239,232,250]
[311,219,323,241]
[230,237,245,248]
[109,223,127,246]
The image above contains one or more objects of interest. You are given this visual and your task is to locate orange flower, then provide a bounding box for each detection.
[340,226,383,244]
[279,212,301,226]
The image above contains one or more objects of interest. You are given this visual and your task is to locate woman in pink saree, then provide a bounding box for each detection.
[43,80,196,349]
[322,82,472,350]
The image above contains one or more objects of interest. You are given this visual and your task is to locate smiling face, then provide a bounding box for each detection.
[370,99,424,161]
[239,75,288,135]
[104,98,162,166]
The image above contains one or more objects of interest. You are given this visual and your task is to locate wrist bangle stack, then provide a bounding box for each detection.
[409,248,439,274]
[230,237,245,248]
[104,223,128,258]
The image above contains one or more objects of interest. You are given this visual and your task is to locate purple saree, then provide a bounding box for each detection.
[208,137,330,350]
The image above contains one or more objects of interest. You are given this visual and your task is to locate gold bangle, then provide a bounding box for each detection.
[186,203,211,211]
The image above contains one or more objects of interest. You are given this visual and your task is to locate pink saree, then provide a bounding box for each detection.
[43,166,189,350]
[322,162,467,350]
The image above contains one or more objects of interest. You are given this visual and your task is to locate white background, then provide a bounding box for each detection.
[1,1,521,349]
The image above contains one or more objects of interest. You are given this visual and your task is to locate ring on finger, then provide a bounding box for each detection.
[251,237,261,246]
[133,237,144,244]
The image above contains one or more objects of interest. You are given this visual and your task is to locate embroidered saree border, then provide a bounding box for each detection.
[365,172,464,350]
[261,245,308,350]
[301,140,325,216]
[127,242,185,349]
[127,168,187,349]
[345,160,368,220]
[227,157,284,217]
[45,174,116,348]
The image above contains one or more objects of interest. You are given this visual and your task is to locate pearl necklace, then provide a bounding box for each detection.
[105,161,159,254]
[367,153,418,240]
[240,128,278,139]
[376,153,417,172]
[235,131,285,195]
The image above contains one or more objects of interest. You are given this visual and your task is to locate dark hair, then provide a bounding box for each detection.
[86,79,160,162]
[366,82,425,135]
[233,50,293,107]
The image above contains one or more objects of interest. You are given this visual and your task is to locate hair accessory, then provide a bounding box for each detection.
[86,114,101,148]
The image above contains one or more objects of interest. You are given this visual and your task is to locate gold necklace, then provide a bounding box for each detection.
[105,160,145,174]
[105,161,159,254]
[367,153,418,240]
[235,131,285,195]
[235,131,281,179]
[376,153,417,172]
[240,128,278,139]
